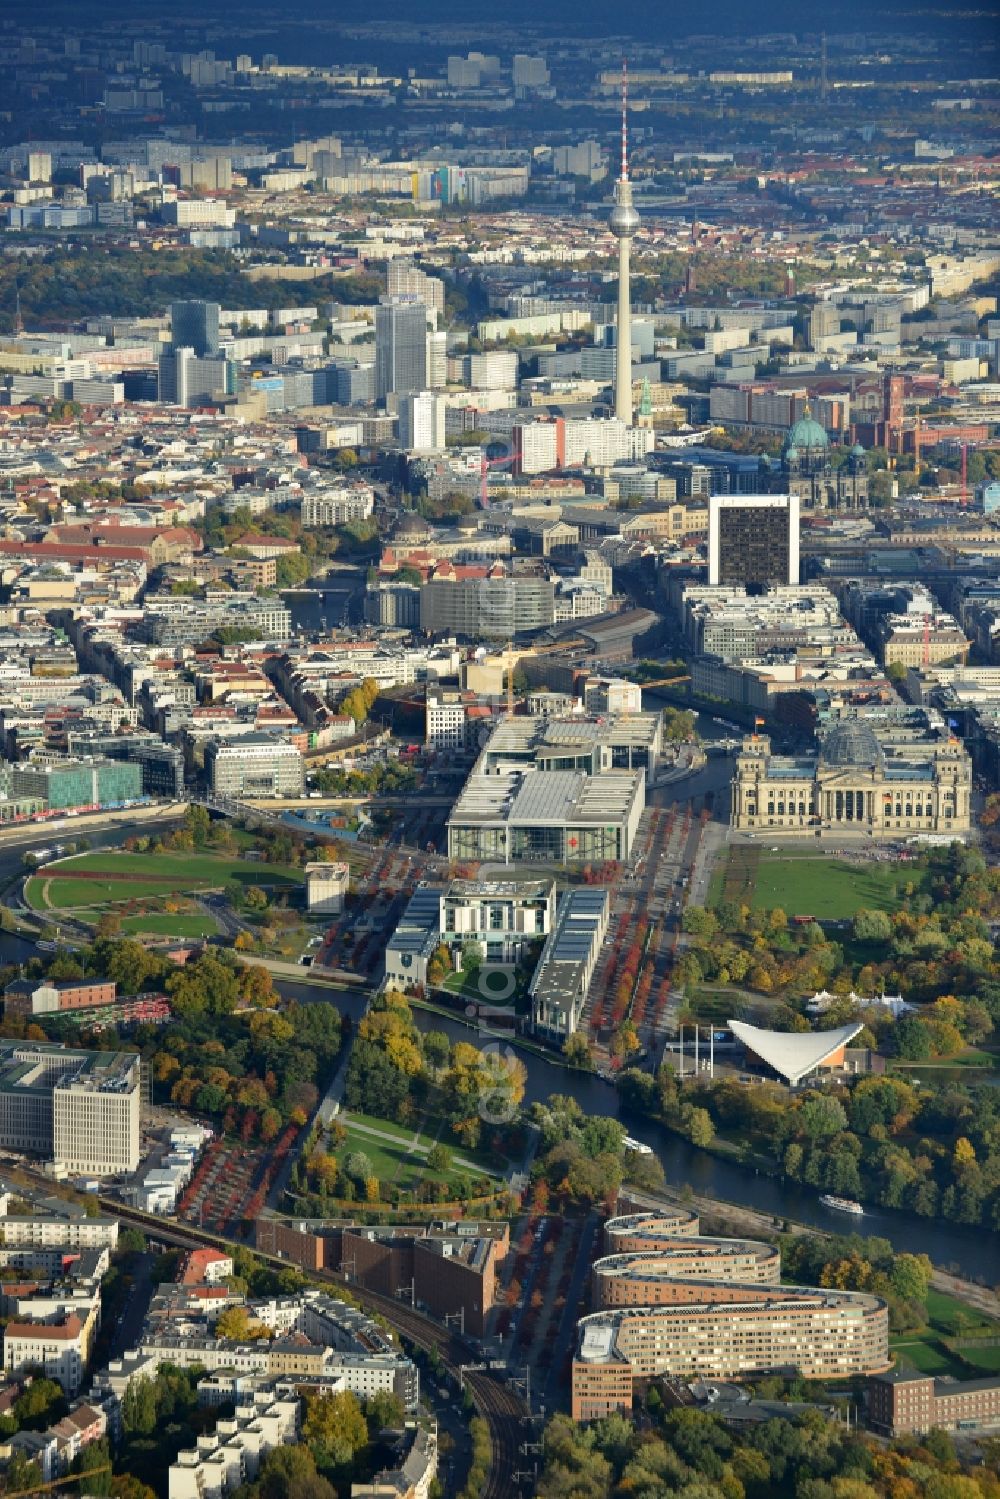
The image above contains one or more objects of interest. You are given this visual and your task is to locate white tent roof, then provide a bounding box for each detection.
[728,1019,863,1086]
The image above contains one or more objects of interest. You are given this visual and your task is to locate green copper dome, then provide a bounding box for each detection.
[786,411,829,450]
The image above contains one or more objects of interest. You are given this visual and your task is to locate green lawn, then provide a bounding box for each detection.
[117,913,220,938]
[888,1338,966,1378]
[336,1117,497,1194]
[34,877,197,908]
[27,849,303,911]
[889,1290,1000,1379]
[341,1110,502,1180]
[923,1288,1000,1337]
[711,850,914,920]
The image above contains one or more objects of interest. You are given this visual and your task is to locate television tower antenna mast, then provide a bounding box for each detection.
[609,59,639,427]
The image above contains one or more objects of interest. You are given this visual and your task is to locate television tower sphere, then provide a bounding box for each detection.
[609,200,640,238]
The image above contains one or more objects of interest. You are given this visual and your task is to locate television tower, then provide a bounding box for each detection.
[609,60,639,426]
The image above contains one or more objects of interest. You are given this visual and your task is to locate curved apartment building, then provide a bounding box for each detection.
[592,1239,780,1308]
[602,1208,700,1254]
[573,1205,890,1421]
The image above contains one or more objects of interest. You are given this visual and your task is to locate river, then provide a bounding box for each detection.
[270,979,999,1284]
[0,821,995,1283]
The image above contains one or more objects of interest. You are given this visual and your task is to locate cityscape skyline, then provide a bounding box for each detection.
[0,4,995,1496]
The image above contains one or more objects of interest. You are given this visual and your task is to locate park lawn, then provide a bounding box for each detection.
[36,876,190,908]
[343,1109,503,1179]
[47,849,303,886]
[337,1120,492,1194]
[923,1288,1000,1338]
[888,1336,966,1378]
[118,912,221,938]
[29,850,303,910]
[713,849,914,920]
[893,1050,997,1071]
[706,867,726,907]
[440,966,527,1004]
[961,1345,1000,1373]
[23,878,52,911]
[890,1290,1000,1380]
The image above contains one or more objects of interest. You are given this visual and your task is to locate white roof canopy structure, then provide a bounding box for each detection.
[728,1019,863,1086]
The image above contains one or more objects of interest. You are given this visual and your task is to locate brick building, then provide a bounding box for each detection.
[255,1220,507,1338]
[4,979,117,1019]
[870,1368,1000,1436]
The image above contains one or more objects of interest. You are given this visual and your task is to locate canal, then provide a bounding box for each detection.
[271,979,999,1284]
[1,818,995,1284]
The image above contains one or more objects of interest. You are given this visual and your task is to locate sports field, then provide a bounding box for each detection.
[25,848,302,912]
[710,846,915,920]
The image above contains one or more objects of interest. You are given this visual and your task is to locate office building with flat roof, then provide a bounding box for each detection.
[375,299,428,400]
[708,495,800,588]
[205,734,304,798]
[0,1043,139,1176]
[529,886,609,1041]
[479,712,663,780]
[592,1238,780,1307]
[573,1288,889,1419]
[384,877,556,987]
[11,757,142,812]
[447,767,644,866]
[304,862,349,915]
[419,574,556,639]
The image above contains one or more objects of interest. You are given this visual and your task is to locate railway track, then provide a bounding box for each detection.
[100,1198,532,1496]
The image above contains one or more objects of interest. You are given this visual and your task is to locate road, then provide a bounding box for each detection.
[110,1250,157,1359]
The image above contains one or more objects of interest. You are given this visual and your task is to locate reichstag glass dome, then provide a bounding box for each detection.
[821,721,883,769]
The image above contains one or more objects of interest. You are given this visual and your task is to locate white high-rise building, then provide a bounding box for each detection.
[399,392,447,453]
[27,151,52,184]
[512,54,550,91]
[427,330,448,389]
[387,260,445,321]
[53,1057,141,1177]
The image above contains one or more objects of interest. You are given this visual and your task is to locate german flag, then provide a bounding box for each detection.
[754,716,765,728]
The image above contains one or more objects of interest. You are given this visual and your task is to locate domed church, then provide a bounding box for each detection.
[781,406,869,510]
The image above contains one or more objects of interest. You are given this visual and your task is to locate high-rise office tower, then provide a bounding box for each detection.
[426,330,448,389]
[399,392,447,453]
[387,260,445,321]
[608,63,639,426]
[375,299,429,402]
[170,300,220,357]
[708,496,800,589]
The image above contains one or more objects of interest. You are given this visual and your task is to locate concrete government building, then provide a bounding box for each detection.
[731,720,971,837]
[0,1043,140,1176]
